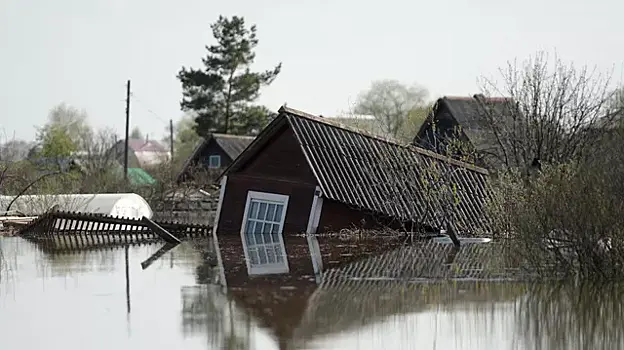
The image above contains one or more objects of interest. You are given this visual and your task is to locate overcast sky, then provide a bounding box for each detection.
[1,0,622,142]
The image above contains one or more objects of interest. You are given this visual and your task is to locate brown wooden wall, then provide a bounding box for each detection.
[317,200,388,233]
[216,125,319,283]
[315,199,407,270]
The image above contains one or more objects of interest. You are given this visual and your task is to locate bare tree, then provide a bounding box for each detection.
[353,79,429,141]
[474,51,623,174]
[0,139,31,162]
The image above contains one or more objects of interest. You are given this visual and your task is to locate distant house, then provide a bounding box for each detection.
[110,138,170,168]
[413,94,517,169]
[211,106,494,281]
[177,133,255,182]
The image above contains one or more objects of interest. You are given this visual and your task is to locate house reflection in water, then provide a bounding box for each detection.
[189,238,525,349]
[183,239,624,350]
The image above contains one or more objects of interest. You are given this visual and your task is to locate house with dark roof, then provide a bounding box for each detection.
[177,133,255,183]
[211,106,495,281]
[413,94,518,169]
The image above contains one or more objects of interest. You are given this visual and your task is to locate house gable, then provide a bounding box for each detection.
[235,125,317,184]
[195,138,233,168]
[414,95,517,169]
[414,99,465,153]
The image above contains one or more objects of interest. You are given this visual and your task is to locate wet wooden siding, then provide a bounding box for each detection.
[217,126,319,282]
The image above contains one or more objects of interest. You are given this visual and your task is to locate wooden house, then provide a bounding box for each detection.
[413,94,517,169]
[177,133,255,183]
[211,106,495,283]
[110,138,170,168]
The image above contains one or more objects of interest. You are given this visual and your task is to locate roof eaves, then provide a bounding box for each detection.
[176,136,209,182]
[215,114,290,184]
[212,133,256,140]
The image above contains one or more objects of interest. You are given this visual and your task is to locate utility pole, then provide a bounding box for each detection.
[169,119,174,162]
[124,80,131,182]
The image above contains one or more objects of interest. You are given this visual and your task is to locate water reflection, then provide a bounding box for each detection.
[1,237,623,350]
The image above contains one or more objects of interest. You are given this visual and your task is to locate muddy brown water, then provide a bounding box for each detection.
[0,237,623,350]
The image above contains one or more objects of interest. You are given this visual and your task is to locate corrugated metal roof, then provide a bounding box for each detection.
[212,134,255,160]
[225,106,495,235]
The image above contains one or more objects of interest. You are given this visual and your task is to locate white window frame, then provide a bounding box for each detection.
[208,155,221,168]
[240,191,290,275]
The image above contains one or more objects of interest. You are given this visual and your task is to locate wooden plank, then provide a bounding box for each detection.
[140,242,178,270]
[141,216,181,244]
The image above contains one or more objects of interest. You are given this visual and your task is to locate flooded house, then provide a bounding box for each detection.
[413,94,517,170]
[177,133,255,183]
[211,106,495,286]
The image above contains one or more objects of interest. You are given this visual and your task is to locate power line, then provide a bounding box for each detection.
[129,93,169,125]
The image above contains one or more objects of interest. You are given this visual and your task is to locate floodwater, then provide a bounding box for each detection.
[1,237,623,350]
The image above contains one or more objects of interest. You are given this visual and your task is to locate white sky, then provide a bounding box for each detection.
[1,0,623,142]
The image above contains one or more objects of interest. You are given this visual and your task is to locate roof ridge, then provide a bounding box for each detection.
[279,106,489,175]
[443,95,513,102]
[212,133,256,139]
[280,106,410,148]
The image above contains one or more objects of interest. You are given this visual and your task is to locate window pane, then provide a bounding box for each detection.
[266,244,276,263]
[245,220,255,234]
[249,248,259,265]
[266,204,276,222]
[245,221,255,245]
[258,202,268,220]
[262,232,273,245]
[249,201,259,220]
[258,246,268,264]
[254,221,263,234]
[270,223,279,234]
[274,246,284,262]
[273,204,283,222]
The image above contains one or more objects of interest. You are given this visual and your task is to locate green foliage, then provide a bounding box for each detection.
[177,15,281,136]
[37,126,77,159]
[40,103,91,149]
[395,104,431,143]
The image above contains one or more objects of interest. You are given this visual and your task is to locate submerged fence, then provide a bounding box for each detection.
[18,210,212,248]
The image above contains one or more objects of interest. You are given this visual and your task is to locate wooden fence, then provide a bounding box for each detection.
[18,210,212,246]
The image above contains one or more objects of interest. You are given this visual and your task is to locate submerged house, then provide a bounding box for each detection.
[212,106,495,283]
[413,94,517,169]
[177,133,255,182]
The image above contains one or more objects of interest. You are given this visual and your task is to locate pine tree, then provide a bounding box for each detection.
[177,16,281,136]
